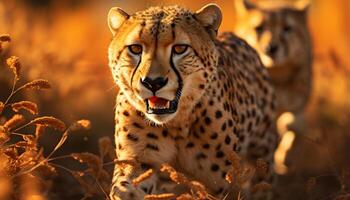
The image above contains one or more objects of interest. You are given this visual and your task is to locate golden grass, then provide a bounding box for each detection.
[0,34,115,200]
[1,0,350,199]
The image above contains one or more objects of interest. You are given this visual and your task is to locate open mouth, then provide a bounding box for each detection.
[145,96,178,114]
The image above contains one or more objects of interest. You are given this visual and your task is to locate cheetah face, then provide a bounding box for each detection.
[107,5,221,124]
[235,0,310,68]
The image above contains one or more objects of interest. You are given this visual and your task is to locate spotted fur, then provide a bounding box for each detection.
[107,4,278,199]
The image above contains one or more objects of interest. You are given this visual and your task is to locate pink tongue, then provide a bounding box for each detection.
[149,96,168,107]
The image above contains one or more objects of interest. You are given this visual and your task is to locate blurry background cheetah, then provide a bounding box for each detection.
[233,0,312,134]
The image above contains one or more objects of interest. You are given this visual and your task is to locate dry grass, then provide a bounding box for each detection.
[125,156,272,200]
[0,34,115,200]
[1,1,350,199]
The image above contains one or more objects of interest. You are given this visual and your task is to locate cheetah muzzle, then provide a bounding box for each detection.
[145,95,180,115]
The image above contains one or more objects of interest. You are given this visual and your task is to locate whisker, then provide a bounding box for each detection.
[105,84,119,93]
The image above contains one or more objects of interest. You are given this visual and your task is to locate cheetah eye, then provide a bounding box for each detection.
[255,24,264,34]
[283,24,292,33]
[128,44,143,55]
[173,45,188,55]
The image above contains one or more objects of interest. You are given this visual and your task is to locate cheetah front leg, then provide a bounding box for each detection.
[109,105,177,200]
[110,163,159,200]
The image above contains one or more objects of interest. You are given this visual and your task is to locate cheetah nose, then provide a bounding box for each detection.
[266,43,279,57]
[140,77,168,93]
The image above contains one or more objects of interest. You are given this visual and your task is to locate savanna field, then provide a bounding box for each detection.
[1,0,350,200]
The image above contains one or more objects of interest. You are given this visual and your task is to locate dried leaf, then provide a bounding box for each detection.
[14,141,31,149]
[3,147,18,160]
[35,125,45,139]
[36,163,57,178]
[144,193,176,200]
[0,102,4,114]
[23,135,37,149]
[71,152,102,177]
[31,116,66,132]
[176,193,193,200]
[98,136,115,159]
[189,181,209,198]
[225,152,255,187]
[11,101,38,115]
[3,114,25,131]
[6,56,21,81]
[114,159,137,167]
[68,119,91,132]
[132,169,154,186]
[0,130,10,145]
[52,131,68,153]
[21,79,51,90]
[160,164,189,185]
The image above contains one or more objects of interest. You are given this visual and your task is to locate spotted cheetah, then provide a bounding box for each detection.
[234,0,312,132]
[107,4,278,199]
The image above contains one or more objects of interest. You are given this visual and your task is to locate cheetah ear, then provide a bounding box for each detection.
[294,0,311,10]
[292,0,310,22]
[195,4,222,38]
[242,0,257,10]
[108,7,129,35]
[235,0,257,17]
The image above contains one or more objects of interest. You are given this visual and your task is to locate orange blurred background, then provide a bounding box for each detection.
[1,0,349,120]
[1,0,350,199]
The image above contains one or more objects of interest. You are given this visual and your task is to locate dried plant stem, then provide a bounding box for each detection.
[12,129,68,178]
[90,171,111,200]
[46,130,68,159]
[50,163,76,175]
[10,132,26,137]
[46,155,73,162]
[51,163,111,200]
[3,76,17,105]
[13,117,66,134]
[3,79,50,107]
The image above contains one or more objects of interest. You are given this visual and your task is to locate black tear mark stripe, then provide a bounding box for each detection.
[130,48,142,89]
[130,21,149,88]
[170,25,184,103]
[171,23,176,40]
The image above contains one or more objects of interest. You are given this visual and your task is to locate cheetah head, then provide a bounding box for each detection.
[234,0,310,68]
[108,4,221,124]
